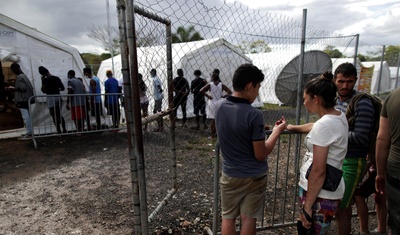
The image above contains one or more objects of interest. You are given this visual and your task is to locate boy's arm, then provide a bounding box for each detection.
[253,117,287,161]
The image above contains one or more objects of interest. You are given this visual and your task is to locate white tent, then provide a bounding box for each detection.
[0,13,86,133]
[361,61,391,95]
[389,67,400,90]
[331,58,362,76]
[97,38,252,118]
[247,50,333,106]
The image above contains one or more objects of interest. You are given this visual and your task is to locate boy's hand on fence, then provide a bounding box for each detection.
[273,116,287,132]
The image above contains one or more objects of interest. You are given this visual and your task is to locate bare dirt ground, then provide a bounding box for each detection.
[0,124,379,235]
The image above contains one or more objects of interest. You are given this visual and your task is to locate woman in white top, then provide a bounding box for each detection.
[287,71,348,234]
[200,70,232,139]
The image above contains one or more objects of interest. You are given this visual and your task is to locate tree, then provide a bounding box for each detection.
[237,40,271,54]
[81,53,112,75]
[323,45,343,58]
[357,54,367,62]
[384,45,400,66]
[87,25,120,54]
[171,26,203,43]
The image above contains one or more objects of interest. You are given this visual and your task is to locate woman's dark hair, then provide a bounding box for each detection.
[304,71,336,109]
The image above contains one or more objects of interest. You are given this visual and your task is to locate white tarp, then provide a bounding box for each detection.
[0,13,86,131]
[361,61,391,94]
[331,58,392,94]
[389,66,399,90]
[97,38,252,118]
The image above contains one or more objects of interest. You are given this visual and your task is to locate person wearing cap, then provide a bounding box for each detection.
[104,70,120,128]
[83,67,103,130]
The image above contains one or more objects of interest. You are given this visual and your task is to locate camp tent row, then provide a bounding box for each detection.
[97,38,253,118]
[0,13,87,134]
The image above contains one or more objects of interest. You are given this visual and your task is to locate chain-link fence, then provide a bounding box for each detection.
[111,0,393,234]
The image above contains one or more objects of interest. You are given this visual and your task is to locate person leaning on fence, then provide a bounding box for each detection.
[10,62,35,140]
[190,69,207,130]
[39,66,67,134]
[138,73,149,132]
[200,69,232,139]
[104,70,120,129]
[173,68,189,127]
[333,63,376,235]
[66,70,87,133]
[215,64,286,235]
[150,68,163,132]
[83,67,103,130]
[376,87,400,235]
[287,72,348,234]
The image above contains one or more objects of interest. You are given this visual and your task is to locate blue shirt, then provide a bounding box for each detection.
[90,76,102,103]
[105,77,119,104]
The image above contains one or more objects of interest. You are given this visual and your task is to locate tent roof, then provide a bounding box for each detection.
[0,13,84,69]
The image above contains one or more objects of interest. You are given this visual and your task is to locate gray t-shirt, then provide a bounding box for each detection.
[216,95,267,178]
[67,78,86,106]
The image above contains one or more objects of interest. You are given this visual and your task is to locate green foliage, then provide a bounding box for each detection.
[80,53,112,75]
[357,54,367,62]
[237,40,271,54]
[172,25,204,43]
[323,45,343,58]
[384,45,400,66]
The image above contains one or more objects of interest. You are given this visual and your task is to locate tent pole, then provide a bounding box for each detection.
[377,45,385,96]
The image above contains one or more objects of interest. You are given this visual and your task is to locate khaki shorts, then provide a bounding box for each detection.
[220,173,268,219]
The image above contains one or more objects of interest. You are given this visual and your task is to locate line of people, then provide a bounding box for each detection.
[217,62,396,235]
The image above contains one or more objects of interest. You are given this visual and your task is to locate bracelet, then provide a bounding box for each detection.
[302,208,313,223]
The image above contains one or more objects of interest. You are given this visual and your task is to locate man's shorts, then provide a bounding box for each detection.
[71,106,85,120]
[220,173,267,219]
[339,157,367,209]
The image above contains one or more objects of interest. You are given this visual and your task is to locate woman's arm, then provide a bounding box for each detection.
[287,123,314,133]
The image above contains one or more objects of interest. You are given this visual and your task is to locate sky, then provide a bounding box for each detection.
[0,0,399,54]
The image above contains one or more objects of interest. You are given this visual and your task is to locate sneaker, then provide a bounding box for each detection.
[18,135,32,140]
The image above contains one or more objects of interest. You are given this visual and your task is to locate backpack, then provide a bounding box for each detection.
[345,92,382,165]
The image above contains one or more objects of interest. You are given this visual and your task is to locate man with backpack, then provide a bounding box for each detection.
[333,63,378,235]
